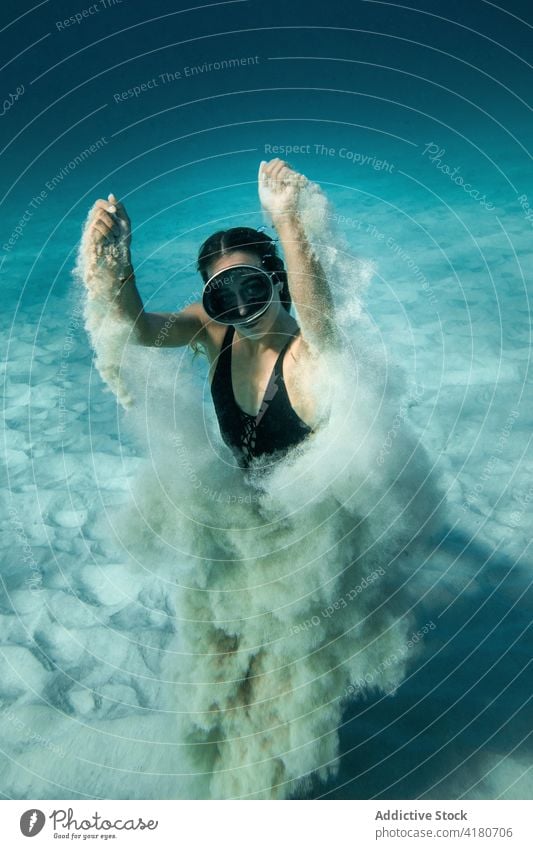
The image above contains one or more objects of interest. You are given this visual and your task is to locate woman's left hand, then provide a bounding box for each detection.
[258,158,307,224]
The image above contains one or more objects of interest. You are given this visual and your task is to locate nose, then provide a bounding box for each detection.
[236,295,248,316]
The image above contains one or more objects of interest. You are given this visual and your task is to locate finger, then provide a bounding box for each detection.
[264,157,284,176]
[277,166,293,182]
[96,210,119,231]
[108,192,129,218]
[91,197,118,218]
[92,225,111,245]
[275,160,296,180]
[107,192,118,214]
[108,192,124,209]
[94,197,118,211]
[270,172,291,190]
[90,199,111,218]
[93,220,115,241]
[94,220,119,242]
[269,159,288,179]
[89,202,119,228]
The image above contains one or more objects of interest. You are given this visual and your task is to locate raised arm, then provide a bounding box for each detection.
[84,193,206,348]
[258,160,338,350]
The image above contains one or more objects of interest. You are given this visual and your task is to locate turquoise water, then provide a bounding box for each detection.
[1,0,532,799]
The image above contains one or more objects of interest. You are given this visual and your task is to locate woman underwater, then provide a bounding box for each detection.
[85,158,335,466]
[78,158,442,799]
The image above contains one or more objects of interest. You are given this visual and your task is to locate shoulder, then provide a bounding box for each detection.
[198,310,229,362]
[180,302,225,341]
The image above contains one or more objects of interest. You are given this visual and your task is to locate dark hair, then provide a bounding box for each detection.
[196,227,291,312]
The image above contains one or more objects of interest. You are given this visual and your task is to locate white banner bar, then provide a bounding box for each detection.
[1,800,531,848]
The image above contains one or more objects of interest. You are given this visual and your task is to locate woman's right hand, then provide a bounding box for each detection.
[87,193,132,269]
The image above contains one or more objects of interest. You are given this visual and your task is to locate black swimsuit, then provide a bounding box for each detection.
[210,325,313,466]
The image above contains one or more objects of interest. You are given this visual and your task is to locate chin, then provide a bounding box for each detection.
[238,313,271,334]
[239,322,267,337]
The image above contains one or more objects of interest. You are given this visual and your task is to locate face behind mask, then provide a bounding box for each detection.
[202,264,275,326]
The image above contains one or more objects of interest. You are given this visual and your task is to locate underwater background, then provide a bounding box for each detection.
[1,0,532,799]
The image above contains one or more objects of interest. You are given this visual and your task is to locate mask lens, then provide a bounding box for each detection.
[202,265,273,325]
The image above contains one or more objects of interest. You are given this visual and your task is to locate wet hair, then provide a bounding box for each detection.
[196,227,291,312]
